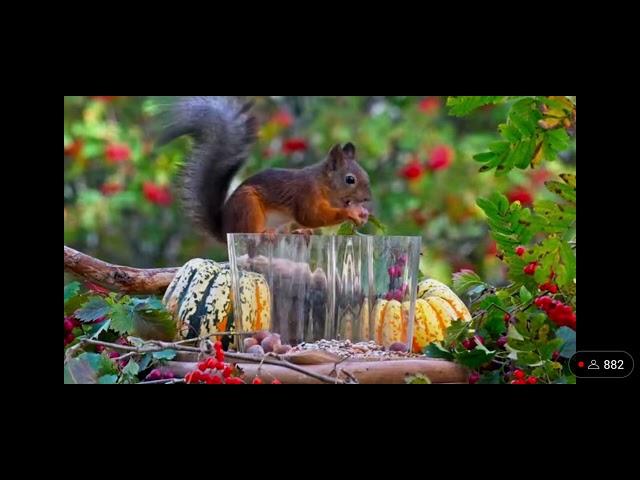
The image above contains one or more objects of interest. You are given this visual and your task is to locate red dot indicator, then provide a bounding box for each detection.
[578,361,585,368]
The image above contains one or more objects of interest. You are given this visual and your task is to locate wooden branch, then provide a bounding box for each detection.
[64,246,179,295]
[167,359,469,384]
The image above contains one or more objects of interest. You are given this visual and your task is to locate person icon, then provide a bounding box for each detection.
[588,360,600,370]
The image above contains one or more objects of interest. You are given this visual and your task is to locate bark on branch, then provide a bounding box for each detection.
[64,246,179,295]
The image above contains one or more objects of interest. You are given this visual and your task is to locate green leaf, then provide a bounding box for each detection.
[98,375,118,384]
[64,357,98,384]
[444,320,470,346]
[560,173,576,189]
[560,241,577,285]
[137,354,154,371]
[425,343,455,361]
[76,298,110,323]
[64,282,81,304]
[109,302,134,334]
[477,197,498,218]
[131,304,176,341]
[64,293,90,317]
[452,270,485,296]
[520,285,533,304]
[85,319,111,340]
[477,371,502,384]
[540,338,565,361]
[556,327,576,358]
[447,96,505,117]
[337,222,357,235]
[368,214,387,234]
[78,352,118,376]
[516,351,541,367]
[540,129,571,164]
[545,181,576,204]
[122,360,140,377]
[474,152,498,164]
[152,349,177,361]
[507,324,525,341]
[483,312,507,339]
[456,348,496,369]
[405,374,432,384]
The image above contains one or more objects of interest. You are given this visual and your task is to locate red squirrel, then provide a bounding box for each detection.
[159,96,372,243]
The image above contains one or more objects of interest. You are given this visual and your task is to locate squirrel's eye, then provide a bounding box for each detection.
[346,175,357,185]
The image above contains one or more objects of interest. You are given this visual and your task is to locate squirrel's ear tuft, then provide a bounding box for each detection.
[327,144,347,171]
[343,143,356,159]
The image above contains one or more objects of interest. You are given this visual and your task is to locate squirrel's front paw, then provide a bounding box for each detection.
[346,205,369,227]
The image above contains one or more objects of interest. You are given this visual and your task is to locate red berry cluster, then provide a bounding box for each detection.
[385,255,408,301]
[143,182,173,207]
[462,335,485,350]
[523,261,539,275]
[64,316,81,347]
[539,282,559,294]
[511,369,538,384]
[105,143,131,164]
[185,341,234,384]
[515,246,526,257]
[534,296,576,330]
[145,368,175,382]
[282,138,308,155]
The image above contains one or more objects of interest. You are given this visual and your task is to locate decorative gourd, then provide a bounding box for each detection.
[373,300,408,347]
[372,279,472,352]
[417,279,472,322]
[163,259,271,340]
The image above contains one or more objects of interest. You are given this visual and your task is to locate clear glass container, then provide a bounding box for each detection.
[228,234,422,350]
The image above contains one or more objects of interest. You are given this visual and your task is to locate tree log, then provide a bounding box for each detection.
[64,246,179,295]
[167,359,469,384]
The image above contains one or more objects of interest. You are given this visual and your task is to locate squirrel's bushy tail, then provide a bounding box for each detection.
[158,96,258,242]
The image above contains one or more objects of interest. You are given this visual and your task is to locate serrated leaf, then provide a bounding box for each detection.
[64,282,81,304]
[122,360,140,377]
[85,319,111,340]
[447,96,505,117]
[444,320,470,346]
[483,312,507,339]
[64,292,90,317]
[98,375,118,384]
[452,270,485,296]
[152,349,177,361]
[76,298,110,323]
[520,285,533,303]
[425,343,454,361]
[131,306,176,341]
[109,302,134,334]
[456,348,496,369]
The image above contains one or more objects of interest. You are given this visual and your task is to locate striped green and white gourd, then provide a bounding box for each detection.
[163,259,271,340]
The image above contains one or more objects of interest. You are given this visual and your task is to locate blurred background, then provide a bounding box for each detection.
[64,96,576,285]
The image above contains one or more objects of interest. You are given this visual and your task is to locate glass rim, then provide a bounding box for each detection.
[227,233,423,241]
